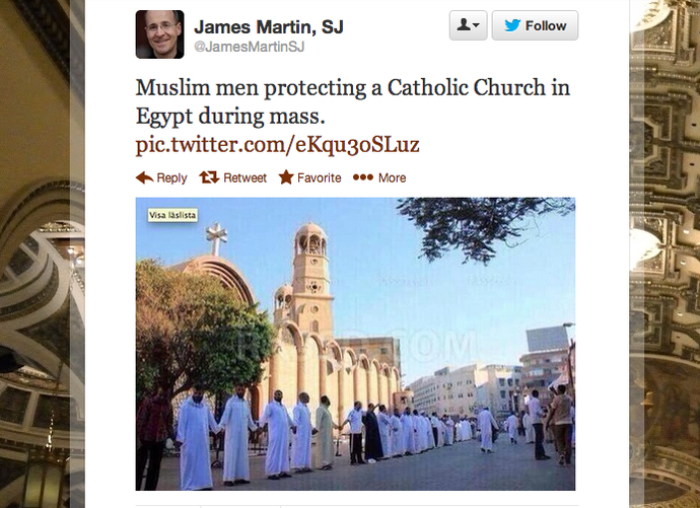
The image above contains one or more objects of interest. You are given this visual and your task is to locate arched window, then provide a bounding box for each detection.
[309,235,320,254]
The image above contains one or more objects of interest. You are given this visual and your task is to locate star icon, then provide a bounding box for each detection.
[279,169,294,185]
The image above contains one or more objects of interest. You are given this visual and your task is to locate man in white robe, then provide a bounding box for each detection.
[462,418,473,440]
[420,414,429,451]
[505,412,519,444]
[314,395,340,470]
[261,389,296,480]
[412,410,425,452]
[437,418,445,447]
[478,407,498,453]
[390,408,404,457]
[423,414,434,449]
[175,387,220,491]
[291,392,315,472]
[455,420,462,442]
[401,408,416,455]
[218,386,258,485]
[445,417,455,445]
[377,405,392,459]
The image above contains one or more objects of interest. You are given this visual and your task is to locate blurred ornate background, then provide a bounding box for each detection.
[0,1,84,506]
[630,1,700,506]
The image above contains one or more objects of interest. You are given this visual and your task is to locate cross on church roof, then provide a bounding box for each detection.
[206,222,228,257]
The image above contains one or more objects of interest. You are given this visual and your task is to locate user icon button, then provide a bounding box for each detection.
[450,11,488,41]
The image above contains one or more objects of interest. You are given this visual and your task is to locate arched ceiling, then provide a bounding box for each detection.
[0,0,84,506]
[630,1,700,506]
[0,223,85,507]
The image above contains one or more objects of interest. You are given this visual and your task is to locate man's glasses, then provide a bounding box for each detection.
[147,22,177,34]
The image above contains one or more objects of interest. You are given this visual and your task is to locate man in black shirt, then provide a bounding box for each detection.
[144,10,183,59]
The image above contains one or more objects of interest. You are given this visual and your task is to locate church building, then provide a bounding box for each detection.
[171,222,404,425]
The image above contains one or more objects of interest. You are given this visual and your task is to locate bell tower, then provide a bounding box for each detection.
[292,223,333,339]
[273,284,293,326]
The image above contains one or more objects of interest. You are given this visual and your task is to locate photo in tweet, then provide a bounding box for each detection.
[135,197,575,491]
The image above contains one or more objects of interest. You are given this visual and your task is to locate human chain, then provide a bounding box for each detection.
[137,387,574,490]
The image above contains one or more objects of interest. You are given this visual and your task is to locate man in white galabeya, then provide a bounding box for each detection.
[291,392,316,473]
[506,412,519,444]
[218,385,258,486]
[175,384,220,491]
[478,407,498,453]
[260,389,297,480]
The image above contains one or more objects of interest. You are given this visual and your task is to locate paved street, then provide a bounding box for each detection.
[155,437,575,491]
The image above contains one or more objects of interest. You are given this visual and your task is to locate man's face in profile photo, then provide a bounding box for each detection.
[144,10,181,59]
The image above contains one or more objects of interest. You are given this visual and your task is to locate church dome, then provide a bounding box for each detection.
[274,283,293,311]
[294,223,328,257]
[275,283,293,297]
[295,222,326,239]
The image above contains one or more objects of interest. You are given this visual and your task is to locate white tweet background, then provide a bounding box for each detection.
[86,0,628,506]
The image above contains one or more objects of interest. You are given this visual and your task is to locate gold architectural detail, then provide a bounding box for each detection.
[630,2,700,504]
[630,492,700,508]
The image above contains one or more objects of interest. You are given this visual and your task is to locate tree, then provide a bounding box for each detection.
[397,198,574,265]
[136,260,274,401]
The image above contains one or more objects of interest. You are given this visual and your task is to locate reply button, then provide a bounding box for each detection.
[492,11,578,41]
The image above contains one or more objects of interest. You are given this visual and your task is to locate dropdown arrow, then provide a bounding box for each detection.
[473,22,480,27]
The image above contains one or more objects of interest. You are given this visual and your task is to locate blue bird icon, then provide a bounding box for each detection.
[505,19,521,32]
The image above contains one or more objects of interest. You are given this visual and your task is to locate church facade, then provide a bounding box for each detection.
[172,222,403,424]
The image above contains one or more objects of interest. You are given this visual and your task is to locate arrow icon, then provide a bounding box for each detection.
[199,171,219,184]
[136,171,153,184]
[473,22,480,27]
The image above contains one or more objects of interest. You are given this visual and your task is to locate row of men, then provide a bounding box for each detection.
[137,384,572,490]
[341,399,482,466]
[182,388,500,489]
[137,383,498,490]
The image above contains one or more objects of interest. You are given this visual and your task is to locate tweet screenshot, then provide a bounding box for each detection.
[1,0,646,507]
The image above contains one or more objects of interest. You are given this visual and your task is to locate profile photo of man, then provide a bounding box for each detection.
[136,10,184,59]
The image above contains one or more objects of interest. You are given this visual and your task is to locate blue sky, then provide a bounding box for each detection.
[136,198,575,385]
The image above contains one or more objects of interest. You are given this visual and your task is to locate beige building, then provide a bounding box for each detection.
[408,364,483,417]
[409,363,521,419]
[519,349,567,408]
[479,364,523,419]
[172,222,403,424]
[335,336,402,375]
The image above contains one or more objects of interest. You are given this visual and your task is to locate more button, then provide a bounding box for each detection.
[492,11,578,41]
